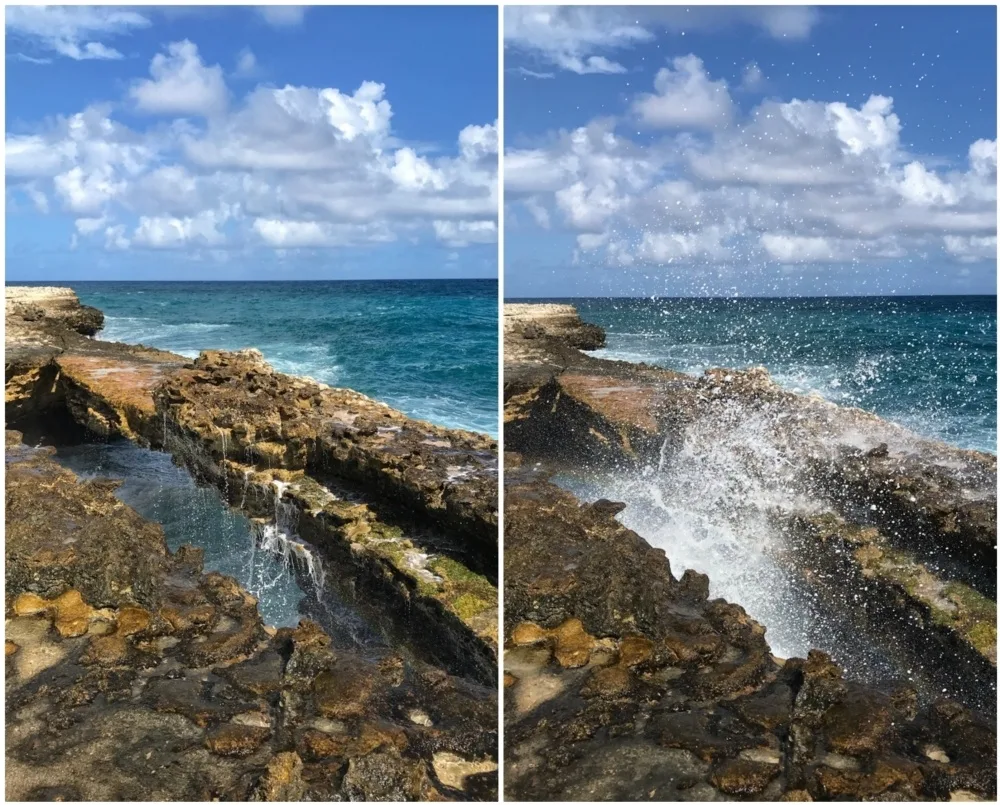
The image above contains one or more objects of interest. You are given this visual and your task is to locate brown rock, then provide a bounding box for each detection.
[618,635,654,668]
[52,589,96,637]
[253,752,307,801]
[711,758,780,796]
[314,663,376,719]
[583,664,632,698]
[552,618,595,668]
[511,622,548,646]
[82,634,130,666]
[116,606,152,637]
[205,723,271,757]
[13,592,50,617]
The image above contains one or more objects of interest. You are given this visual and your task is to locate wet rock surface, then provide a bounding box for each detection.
[5,289,497,682]
[6,289,498,800]
[504,471,995,802]
[6,436,497,800]
[503,304,996,801]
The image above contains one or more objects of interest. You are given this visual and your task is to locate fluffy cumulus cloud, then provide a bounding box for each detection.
[633,55,735,130]
[507,56,996,270]
[130,41,229,118]
[5,41,497,254]
[505,6,821,76]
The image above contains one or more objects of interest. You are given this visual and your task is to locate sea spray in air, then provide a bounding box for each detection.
[563,401,829,661]
[572,295,996,454]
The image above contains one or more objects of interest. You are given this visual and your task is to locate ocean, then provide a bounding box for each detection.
[67,280,499,436]
[557,295,996,454]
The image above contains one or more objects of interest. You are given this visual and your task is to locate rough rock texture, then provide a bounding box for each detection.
[503,303,996,801]
[505,303,606,351]
[5,289,498,683]
[6,437,497,801]
[157,349,497,574]
[153,350,498,681]
[7,286,104,336]
[6,288,499,800]
[504,472,995,802]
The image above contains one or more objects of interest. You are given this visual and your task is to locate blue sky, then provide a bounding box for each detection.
[6,6,498,281]
[505,6,997,297]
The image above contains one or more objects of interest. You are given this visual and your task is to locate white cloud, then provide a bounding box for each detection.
[390,148,447,191]
[323,82,393,142]
[104,224,130,250]
[636,227,731,263]
[257,7,307,28]
[504,6,820,76]
[252,218,395,248]
[233,49,258,79]
[633,55,734,130]
[943,235,997,263]
[969,138,997,176]
[433,220,498,247]
[74,216,107,235]
[131,41,228,118]
[133,210,230,249]
[7,52,497,254]
[23,184,50,213]
[507,61,996,270]
[739,62,766,92]
[895,162,959,207]
[761,233,841,263]
[5,6,149,61]
[504,6,651,75]
[54,165,123,214]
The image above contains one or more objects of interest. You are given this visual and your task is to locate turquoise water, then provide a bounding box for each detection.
[65,280,498,436]
[52,439,383,646]
[545,296,995,454]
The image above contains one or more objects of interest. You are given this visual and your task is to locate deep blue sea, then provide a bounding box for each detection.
[52,280,498,436]
[533,296,995,454]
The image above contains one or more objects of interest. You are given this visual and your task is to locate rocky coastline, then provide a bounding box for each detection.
[503,303,996,801]
[5,287,498,800]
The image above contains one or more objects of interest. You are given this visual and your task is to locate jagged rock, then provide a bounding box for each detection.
[5,290,498,801]
[502,304,996,801]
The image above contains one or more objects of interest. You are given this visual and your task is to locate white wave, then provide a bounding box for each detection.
[567,403,826,661]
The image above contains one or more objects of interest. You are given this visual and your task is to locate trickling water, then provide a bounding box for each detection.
[51,437,383,650]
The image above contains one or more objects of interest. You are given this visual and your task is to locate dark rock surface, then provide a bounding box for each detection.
[5,441,498,801]
[502,303,996,801]
[6,289,499,801]
[504,471,995,802]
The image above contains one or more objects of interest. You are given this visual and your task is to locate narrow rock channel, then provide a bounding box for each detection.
[5,288,499,801]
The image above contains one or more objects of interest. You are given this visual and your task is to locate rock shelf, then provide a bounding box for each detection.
[5,288,498,800]
[503,303,996,802]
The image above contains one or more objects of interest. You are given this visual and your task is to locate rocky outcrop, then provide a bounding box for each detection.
[6,286,104,336]
[503,303,996,801]
[5,288,498,685]
[505,303,606,351]
[504,472,995,802]
[6,288,499,800]
[6,435,497,801]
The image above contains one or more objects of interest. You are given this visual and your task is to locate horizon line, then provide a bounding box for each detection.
[506,292,997,300]
[6,277,497,284]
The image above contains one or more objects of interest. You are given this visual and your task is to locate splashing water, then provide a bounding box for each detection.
[248,479,327,599]
[565,295,997,454]
[562,403,829,660]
